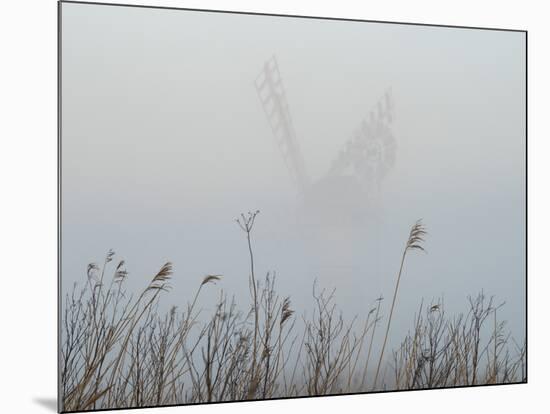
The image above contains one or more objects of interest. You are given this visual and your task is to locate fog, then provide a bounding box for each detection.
[61,3,526,349]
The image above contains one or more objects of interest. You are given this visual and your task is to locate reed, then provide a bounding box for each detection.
[372,220,427,389]
[60,215,525,412]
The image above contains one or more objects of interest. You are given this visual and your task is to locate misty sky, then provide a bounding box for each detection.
[61,3,526,344]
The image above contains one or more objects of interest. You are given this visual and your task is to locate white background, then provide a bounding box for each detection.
[0,0,543,413]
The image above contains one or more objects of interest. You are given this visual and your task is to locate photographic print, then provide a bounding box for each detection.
[58,1,527,412]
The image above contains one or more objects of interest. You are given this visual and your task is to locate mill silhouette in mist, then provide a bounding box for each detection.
[255,55,397,226]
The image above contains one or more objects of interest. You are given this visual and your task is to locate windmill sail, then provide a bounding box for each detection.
[255,56,310,196]
[328,88,397,189]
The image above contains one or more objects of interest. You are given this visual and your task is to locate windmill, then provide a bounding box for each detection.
[255,55,397,227]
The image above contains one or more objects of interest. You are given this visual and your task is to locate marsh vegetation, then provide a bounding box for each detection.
[60,213,526,412]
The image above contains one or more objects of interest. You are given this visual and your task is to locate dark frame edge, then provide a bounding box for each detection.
[57,0,63,413]
[58,0,527,33]
[58,381,528,414]
[525,30,529,383]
